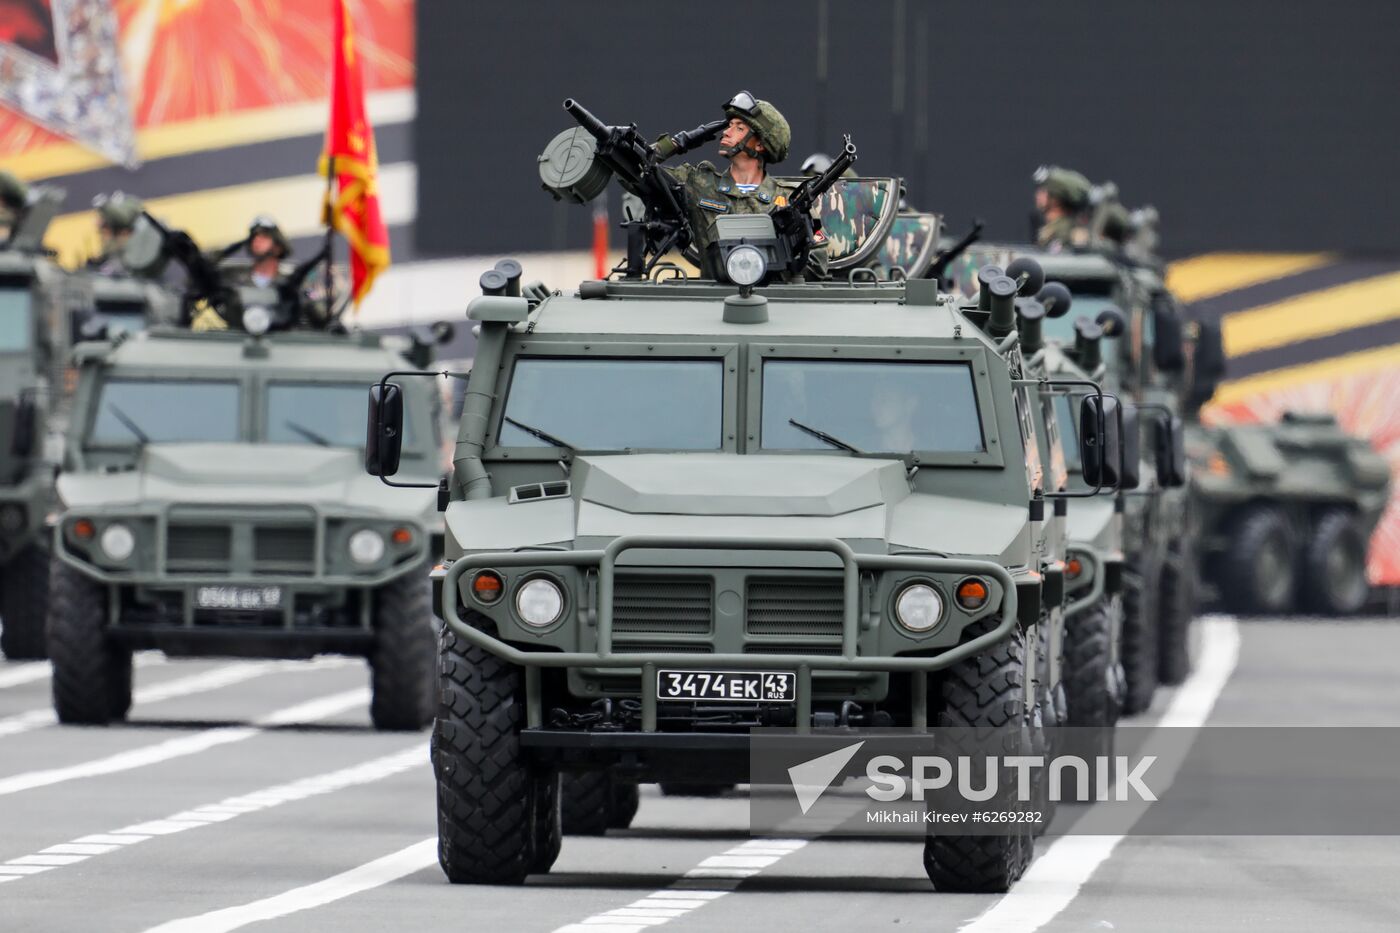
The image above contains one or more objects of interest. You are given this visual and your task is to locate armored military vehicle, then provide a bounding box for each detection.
[0,188,68,660]
[372,103,1129,889]
[1183,323,1390,615]
[954,244,1192,709]
[47,221,445,729]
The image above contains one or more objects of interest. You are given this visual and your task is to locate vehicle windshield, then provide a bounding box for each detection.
[1054,393,1081,470]
[89,379,241,445]
[761,359,984,452]
[265,382,415,449]
[0,287,32,352]
[500,358,724,450]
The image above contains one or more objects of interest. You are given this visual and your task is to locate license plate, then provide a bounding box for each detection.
[195,586,283,611]
[657,669,796,704]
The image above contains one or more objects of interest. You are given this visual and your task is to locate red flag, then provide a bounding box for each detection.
[320,0,389,307]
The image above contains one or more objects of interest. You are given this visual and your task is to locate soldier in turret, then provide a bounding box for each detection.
[655,91,826,278]
[1032,165,1091,251]
[86,192,145,275]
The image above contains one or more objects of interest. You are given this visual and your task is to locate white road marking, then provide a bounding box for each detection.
[0,744,424,885]
[0,652,167,690]
[554,839,809,933]
[140,837,438,933]
[958,614,1242,933]
[0,687,369,797]
[0,659,347,738]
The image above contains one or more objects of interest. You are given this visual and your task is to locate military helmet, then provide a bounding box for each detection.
[249,214,292,258]
[93,191,143,232]
[801,152,833,176]
[723,91,790,164]
[1033,165,1092,211]
[1101,203,1132,244]
[0,169,27,220]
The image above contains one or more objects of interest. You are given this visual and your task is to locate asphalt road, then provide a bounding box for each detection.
[2,615,1398,933]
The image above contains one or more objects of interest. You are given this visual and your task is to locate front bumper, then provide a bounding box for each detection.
[443,534,1019,734]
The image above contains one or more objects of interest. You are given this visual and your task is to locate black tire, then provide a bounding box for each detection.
[1222,506,1296,615]
[433,623,555,884]
[1063,596,1121,799]
[1,543,50,660]
[658,783,735,798]
[531,772,562,874]
[923,619,1033,893]
[48,560,132,725]
[560,771,612,836]
[368,568,436,732]
[1157,540,1195,686]
[1299,510,1370,616]
[610,778,640,830]
[1119,560,1159,717]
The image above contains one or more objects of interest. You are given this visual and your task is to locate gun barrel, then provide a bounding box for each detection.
[563,98,610,143]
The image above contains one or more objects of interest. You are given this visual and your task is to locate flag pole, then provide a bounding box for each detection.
[323,156,336,318]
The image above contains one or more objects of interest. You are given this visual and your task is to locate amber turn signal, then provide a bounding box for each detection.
[391,527,413,545]
[472,570,504,604]
[1066,557,1084,580]
[72,519,96,540]
[956,578,989,610]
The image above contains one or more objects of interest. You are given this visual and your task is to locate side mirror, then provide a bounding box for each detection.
[366,383,404,476]
[1079,394,1122,490]
[1119,403,1141,490]
[11,395,37,458]
[1189,319,1226,407]
[1152,300,1185,373]
[1155,414,1188,487]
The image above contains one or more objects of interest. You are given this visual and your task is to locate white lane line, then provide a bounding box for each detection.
[141,837,438,933]
[0,659,350,738]
[0,687,370,797]
[0,653,167,690]
[958,614,1242,933]
[554,839,809,933]
[0,744,424,886]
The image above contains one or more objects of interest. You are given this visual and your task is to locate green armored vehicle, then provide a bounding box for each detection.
[0,187,68,659]
[1182,324,1390,615]
[47,222,445,729]
[372,101,1129,891]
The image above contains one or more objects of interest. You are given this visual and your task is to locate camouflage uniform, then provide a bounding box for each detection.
[87,192,144,276]
[659,95,826,280]
[0,170,28,239]
[1033,165,1091,251]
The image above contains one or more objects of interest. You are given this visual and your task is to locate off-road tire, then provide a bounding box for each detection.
[1157,540,1195,685]
[1064,596,1121,798]
[923,619,1032,893]
[1,543,51,660]
[368,568,436,731]
[433,625,555,884]
[1223,506,1296,615]
[1299,510,1370,616]
[658,783,735,797]
[610,778,640,829]
[48,560,132,724]
[561,771,613,836]
[1119,561,1159,717]
[531,772,562,874]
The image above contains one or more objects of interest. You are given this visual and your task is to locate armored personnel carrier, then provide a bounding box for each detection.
[1183,322,1390,615]
[47,220,445,729]
[372,102,1129,890]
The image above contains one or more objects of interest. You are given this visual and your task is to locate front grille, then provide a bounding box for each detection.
[254,526,316,573]
[612,575,713,635]
[612,643,712,654]
[745,576,844,637]
[744,643,844,656]
[167,525,231,571]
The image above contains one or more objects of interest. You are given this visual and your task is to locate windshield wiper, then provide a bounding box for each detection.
[788,418,866,455]
[504,416,578,451]
[283,420,333,447]
[106,403,151,445]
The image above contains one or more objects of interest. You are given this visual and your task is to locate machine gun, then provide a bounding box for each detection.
[561,99,700,278]
[764,134,856,279]
[926,218,984,282]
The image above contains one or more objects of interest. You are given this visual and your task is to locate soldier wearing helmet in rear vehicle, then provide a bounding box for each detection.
[1033,165,1091,252]
[655,91,826,280]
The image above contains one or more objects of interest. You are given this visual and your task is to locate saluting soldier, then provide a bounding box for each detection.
[655,91,826,279]
[1033,165,1091,251]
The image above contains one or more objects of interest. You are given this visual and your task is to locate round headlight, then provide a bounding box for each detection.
[243,305,272,336]
[895,583,943,633]
[100,523,135,562]
[516,578,563,628]
[725,245,767,287]
[348,529,386,565]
